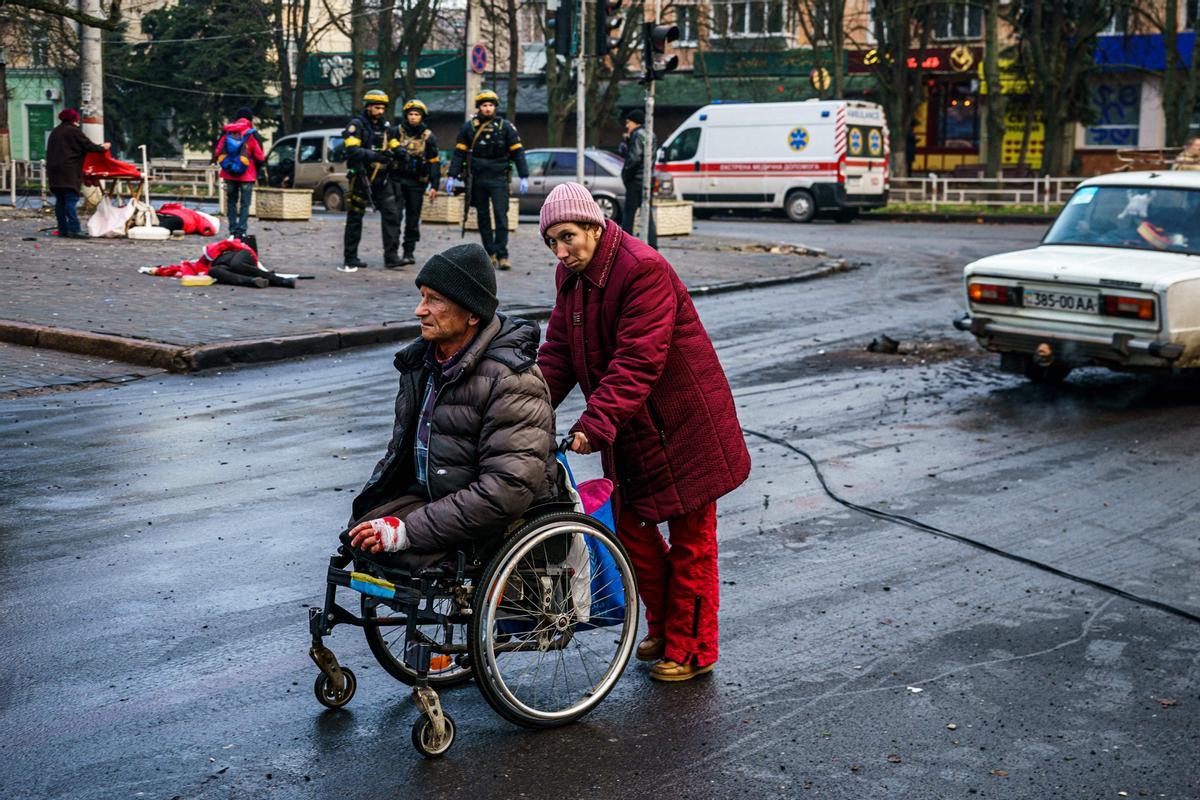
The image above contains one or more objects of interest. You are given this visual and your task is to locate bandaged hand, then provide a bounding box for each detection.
[519,177,529,195]
[444,177,457,194]
[348,516,409,553]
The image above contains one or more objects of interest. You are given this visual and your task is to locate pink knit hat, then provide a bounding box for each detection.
[539,182,606,237]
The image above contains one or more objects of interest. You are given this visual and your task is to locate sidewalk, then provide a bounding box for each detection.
[0,206,848,393]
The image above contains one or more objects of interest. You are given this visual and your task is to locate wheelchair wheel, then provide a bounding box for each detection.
[362,595,473,688]
[411,711,456,758]
[313,667,356,709]
[469,512,638,728]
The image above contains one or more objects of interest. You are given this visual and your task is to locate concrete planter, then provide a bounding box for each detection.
[421,194,519,231]
[254,188,312,221]
[635,199,693,237]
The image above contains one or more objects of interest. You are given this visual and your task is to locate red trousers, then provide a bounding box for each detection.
[616,501,720,667]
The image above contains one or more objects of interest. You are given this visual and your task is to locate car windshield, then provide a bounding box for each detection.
[1044,185,1200,256]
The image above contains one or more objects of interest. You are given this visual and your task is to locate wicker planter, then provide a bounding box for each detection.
[421,194,518,231]
[635,199,693,237]
[254,187,312,221]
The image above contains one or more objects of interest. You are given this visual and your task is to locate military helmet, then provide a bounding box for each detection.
[474,90,500,108]
[362,89,389,106]
[403,99,428,116]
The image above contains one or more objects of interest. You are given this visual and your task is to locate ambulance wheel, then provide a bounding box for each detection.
[785,190,816,223]
[323,185,345,212]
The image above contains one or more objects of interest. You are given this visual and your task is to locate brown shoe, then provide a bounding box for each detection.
[497,256,512,271]
[649,659,716,682]
[636,635,664,662]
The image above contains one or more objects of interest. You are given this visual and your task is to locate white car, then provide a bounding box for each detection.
[955,170,1200,382]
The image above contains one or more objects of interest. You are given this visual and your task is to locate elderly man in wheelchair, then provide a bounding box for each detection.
[308,243,638,758]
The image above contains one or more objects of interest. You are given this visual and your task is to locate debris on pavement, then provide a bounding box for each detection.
[714,241,828,258]
[867,334,917,355]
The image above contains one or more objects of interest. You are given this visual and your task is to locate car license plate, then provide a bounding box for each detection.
[1022,288,1099,314]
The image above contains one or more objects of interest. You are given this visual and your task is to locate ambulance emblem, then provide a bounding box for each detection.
[849,128,864,155]
[788,127,809,152]
[868,129,883,156]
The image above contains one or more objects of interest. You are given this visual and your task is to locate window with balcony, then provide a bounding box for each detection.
[933,3,983,40]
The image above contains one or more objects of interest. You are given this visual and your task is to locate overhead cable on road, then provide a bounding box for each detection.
[743,427,1200,626]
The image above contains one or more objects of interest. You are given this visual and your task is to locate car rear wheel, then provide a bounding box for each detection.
[595,195,618,220]
[323,185,345,212]
[785,190,816,223]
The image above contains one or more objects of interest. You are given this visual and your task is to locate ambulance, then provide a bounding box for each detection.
[656,99,890,222]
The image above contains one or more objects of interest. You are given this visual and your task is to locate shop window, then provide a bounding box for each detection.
[1084,82,1140,147]
[933,3,983,40]
[928,80,980,150]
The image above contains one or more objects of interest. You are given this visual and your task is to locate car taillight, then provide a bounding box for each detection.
[1102,295,1155,320]
[968,282,1016,305]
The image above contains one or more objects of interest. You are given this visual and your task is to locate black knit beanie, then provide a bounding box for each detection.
[236,106,254,121]
[415,243,498,321]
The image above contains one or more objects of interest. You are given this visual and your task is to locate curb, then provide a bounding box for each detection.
[863,211,1056,225]
[0,263,847,374]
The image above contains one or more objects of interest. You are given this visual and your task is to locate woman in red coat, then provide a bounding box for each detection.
[537,182,751,682]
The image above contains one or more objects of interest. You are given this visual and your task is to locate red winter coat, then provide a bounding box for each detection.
[157,203,218,236]
[538,220,751,523]
[214,118,265,182]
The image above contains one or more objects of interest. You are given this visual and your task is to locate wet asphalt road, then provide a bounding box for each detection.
[1,219,1198,799]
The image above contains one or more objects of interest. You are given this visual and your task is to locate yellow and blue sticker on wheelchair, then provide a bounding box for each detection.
[307,448,640,758]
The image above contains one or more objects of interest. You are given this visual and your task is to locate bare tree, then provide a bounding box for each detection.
[1130,0,1200,146]
[1008,0,1116,174]
[981,0,1008,175]
[790,0,848,98]
[5,0,122,30]
[849,0,937,177]
[586,0,645,146]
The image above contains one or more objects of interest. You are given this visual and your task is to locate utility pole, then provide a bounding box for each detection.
[0,57,11,164]
[640,0,673,248]
[465,0,483,121]
[575,0,586,183]
[80,0,105,144]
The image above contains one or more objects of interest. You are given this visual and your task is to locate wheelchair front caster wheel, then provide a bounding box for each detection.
[411,711,456,758]
[313,666,357,709]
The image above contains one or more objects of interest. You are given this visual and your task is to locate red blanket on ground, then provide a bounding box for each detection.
[148,238,257,278]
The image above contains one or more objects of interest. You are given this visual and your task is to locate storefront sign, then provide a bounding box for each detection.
[849,47,982,74]
[697,49,839,77]
[303,51,465,90]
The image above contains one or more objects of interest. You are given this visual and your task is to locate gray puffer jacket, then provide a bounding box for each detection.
[351,314,560,551]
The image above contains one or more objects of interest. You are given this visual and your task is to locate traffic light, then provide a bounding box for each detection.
[548,0,578,59]
[595,0,624,57]
[641,21,679,83]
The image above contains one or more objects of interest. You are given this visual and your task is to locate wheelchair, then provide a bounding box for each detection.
[307,447,639,758]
